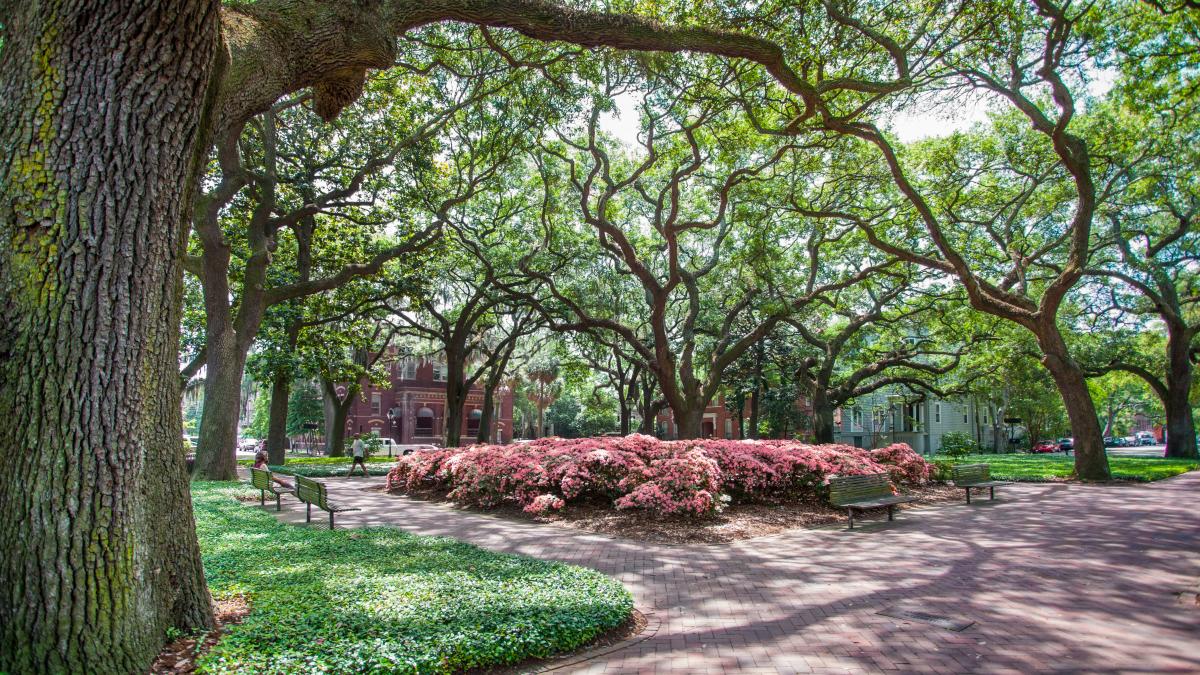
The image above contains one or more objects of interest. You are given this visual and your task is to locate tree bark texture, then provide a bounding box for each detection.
[443,357,468,448]
[477,383,496,444]
[194,332,248,480]
[1164,331,1198,459]
[811,395,836,444]
[0,1,220,671]
[322,379,355,457]
[673,407,705,440]
[265,370,292,464]
[1039,332,1111,480]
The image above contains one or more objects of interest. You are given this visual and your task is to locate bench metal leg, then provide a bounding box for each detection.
[847,508,855,530]
[887,504,895,521]
[329,511,335,530]
[260,490,266,507]
[990,486,995,500]
[306,503,311,522]
[966,487,972,504]
[275,493,282,511]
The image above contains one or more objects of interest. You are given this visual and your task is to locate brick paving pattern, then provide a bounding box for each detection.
[263,470,1200,674]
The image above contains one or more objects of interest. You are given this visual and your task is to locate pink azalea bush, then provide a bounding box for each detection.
[384,434,930,517]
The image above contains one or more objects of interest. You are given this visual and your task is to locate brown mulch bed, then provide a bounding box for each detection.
[379,483,963,544]
[150,595,251,674]
[467,608,648,674]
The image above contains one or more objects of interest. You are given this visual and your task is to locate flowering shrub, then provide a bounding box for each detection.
[871,443,933,485]
[384,435,930,517]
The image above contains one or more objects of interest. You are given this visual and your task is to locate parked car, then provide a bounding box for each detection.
[238,437,260,451]
[1058,437,1074,452]
[374,437,400,457]
[1135,432,1155,446]
[1103,436,1115,447]
[1032,440,1059,453]
[1123,435,1139,447]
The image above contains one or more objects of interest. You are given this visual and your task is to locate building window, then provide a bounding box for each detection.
[432,362,447,381]
[371,392,382,415]
[401,360,417,380]
[963,406,969,424]
[852,407,864,431]
[724,418,732,439]
[467,409,482,435]
[370,426,382,436]
[934,403,941,424]
[416,407,435,435]
[983,409,989,425]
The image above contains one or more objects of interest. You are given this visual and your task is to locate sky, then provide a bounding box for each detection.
[597,88,990,147]
[598,68,1116,147]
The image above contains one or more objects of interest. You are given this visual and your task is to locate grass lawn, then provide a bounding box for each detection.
[935,453,1199,482]
[238,455,396,477]
[193,482,632,673]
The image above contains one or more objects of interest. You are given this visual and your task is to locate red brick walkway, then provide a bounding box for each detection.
[266,472,1200,674]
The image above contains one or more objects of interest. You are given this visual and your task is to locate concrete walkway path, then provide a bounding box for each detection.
[265,471,1200,674]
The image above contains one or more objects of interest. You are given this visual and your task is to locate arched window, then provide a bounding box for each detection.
[467,409,483,434]
[416,407,435,435]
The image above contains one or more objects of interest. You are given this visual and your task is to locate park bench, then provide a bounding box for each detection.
[951,463,1012,504]
[828,473,917,529]
[294,475,360,529]
[250,467,294,511]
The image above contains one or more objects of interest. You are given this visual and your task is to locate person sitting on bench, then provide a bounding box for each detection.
[253,450,294,490]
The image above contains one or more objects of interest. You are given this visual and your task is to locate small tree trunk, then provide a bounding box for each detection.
[732,394,746,440]
[748,383,763,440]
[477,383,497,444]
[618,391,632,435]
[322,384,337,452]
[265,371,291,464]
[536,404,547,438]
[194,333,247,480]
[1040,336,1110,480]
[444,378,467,448]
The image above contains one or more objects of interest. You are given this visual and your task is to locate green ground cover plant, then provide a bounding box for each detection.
[192,483,632,673]
[939,454,1198,482]
[238,456,396,477]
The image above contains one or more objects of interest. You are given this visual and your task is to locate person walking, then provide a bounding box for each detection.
[349,434,369,477]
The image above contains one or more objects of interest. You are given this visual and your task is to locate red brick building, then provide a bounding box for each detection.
[342,357,514,446]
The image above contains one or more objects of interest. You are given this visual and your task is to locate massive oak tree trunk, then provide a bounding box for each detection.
[1164,332,1197,459]
[0,1,220,670]
[811,392,836,444]
[1039,332,1110,480]
[673,407,705,440]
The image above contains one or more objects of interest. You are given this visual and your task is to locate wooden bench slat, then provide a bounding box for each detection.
[294,475,361,529]
[950,463,1012,504]
[249,467,293,511]
[828,473,915,529]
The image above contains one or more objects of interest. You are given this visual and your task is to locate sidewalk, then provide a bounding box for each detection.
[263,471,1200,674]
